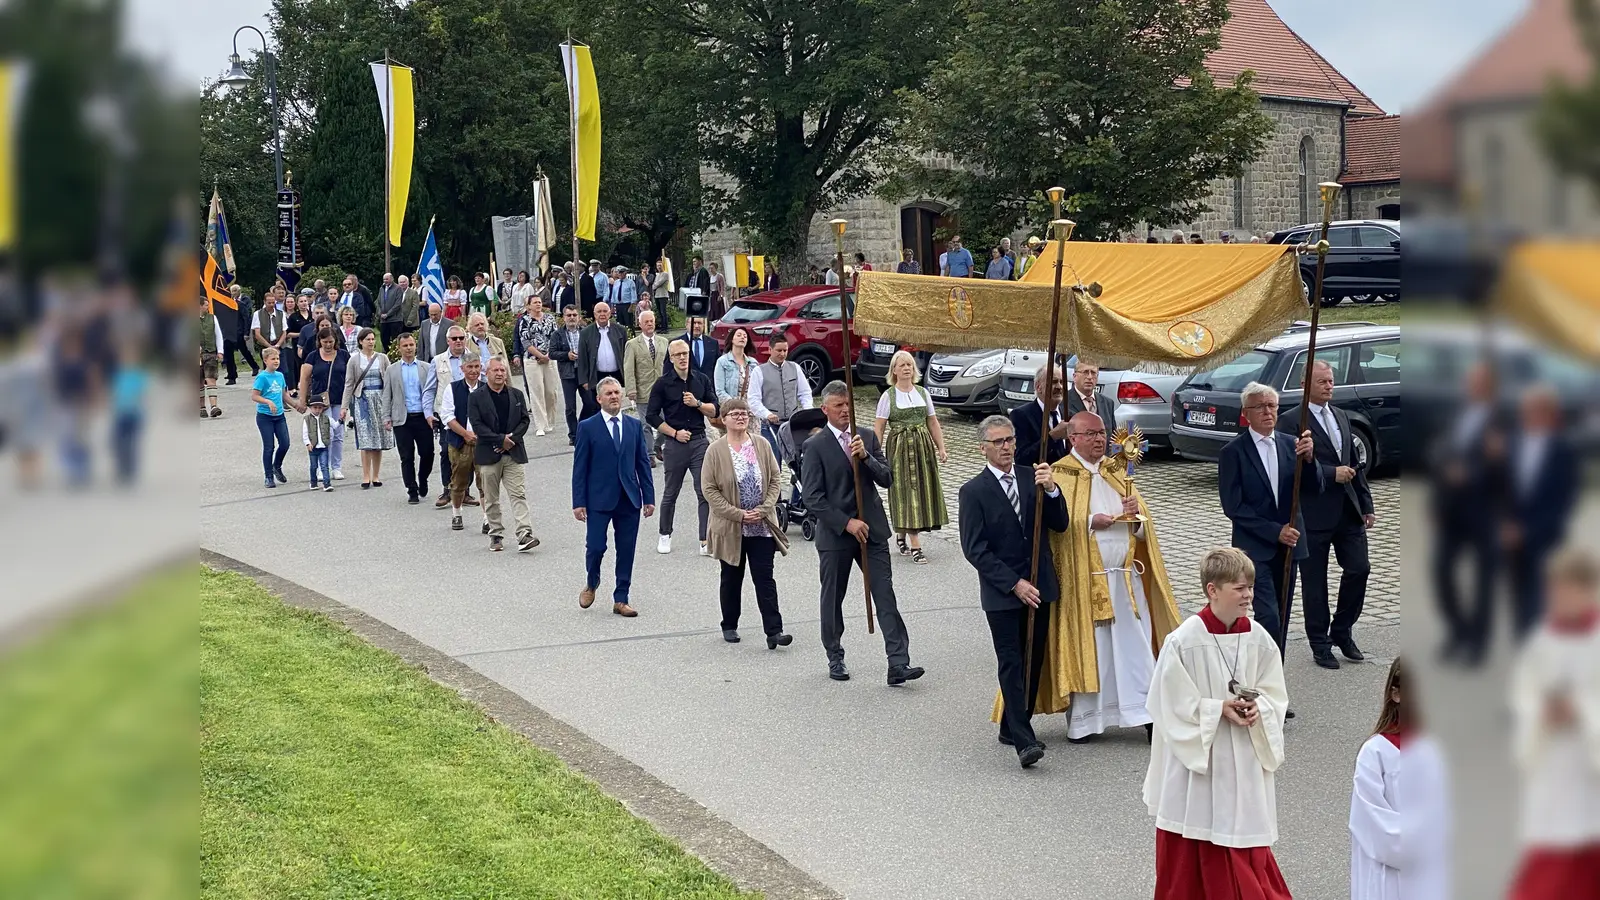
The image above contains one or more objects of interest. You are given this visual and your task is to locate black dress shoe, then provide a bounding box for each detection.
[828,662,850,681]
[1018,743,1045,769]
[1145,723,1154,744]
[998,734,1046,749]
[1313,648,1341,670]
[722,629,740,643]
[766,633,793,649]
[1336,638,1365,661]
[1286,708,1297,720]
[887,664,925,686]
[1066,735,1093,744]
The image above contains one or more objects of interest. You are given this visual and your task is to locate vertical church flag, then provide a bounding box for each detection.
[417,217,445,308]
[370,60,415,248]
[559,41,601,243]
[0,62,30,252]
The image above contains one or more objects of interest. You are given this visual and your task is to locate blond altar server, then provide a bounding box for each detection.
[995,411,1181,739]
[1145,547,1290,900]
[1505,548,1600,900]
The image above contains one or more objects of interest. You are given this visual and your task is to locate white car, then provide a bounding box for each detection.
[995,351,1183,448]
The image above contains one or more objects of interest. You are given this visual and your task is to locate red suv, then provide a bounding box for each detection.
[710,286,865,390]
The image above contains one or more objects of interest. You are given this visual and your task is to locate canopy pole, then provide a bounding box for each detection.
[830,219,874,634]
[383,49,392,277]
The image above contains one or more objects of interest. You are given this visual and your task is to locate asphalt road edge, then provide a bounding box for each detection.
[200,548,845,900]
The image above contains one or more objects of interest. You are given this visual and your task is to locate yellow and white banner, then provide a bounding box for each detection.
[0,62,30,252]
[559,42,601,242]
[370,61,415,249]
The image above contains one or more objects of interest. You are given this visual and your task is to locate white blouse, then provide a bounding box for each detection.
[875,386,934,418]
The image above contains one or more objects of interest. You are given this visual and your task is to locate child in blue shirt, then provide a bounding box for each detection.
[250,347,290,488]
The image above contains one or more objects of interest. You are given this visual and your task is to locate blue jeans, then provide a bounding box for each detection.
[255,413,290,479]
[308,447,331,485]
[111,410,142,484]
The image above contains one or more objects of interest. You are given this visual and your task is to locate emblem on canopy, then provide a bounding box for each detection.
[947,286,974,330]
[1168,320,1213,357]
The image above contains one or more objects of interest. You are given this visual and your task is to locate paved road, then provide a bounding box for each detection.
[201,382,1397,900]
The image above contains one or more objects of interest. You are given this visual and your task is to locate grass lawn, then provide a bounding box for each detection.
[201,568,756,900]
[1321,301,1400,326]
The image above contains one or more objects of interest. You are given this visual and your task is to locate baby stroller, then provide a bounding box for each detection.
[774,407,830,541]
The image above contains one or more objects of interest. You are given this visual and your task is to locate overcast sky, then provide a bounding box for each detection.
[144,0,1525,114]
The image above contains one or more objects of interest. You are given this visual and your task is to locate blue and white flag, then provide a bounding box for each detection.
[417,217,445,307]
[206,186,236,284]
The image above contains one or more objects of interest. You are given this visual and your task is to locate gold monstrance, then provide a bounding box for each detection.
[1109,423,1146,523]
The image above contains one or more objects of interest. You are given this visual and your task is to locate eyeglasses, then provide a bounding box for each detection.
[1073,429,1107,438]
[723,411,750,420]
[982,436,1017,447]
[449,336,466,341]
[1245,403,1278,412]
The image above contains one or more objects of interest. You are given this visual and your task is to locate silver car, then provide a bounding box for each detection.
[996,352,1184,447]
[924,349,1007,413]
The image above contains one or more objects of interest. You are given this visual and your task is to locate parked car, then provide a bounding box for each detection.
[996,352,1184,448]
[1168,323,1401,470]
[856,338,933,389]
[925,349,1007,413]
[1268,219,1401,306]
[710,286,865,391]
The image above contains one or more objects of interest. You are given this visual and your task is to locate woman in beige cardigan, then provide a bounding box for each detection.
[701,397,792,648]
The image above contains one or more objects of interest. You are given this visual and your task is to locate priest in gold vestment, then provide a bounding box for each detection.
[994,411,1183,740]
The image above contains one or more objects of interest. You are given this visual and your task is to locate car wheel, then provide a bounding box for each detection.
[1379,293,1399,303]
[1319,293,1343,308]
[1351,294,1375,304]
[793,349,829,392]
[1352,426,1374,471]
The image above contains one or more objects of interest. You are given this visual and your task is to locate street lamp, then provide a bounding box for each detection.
[222,25,284,192]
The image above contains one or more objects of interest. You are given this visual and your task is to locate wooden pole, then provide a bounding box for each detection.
[1023,188,1070,699]
[832,218,874,634]
[1278,182,1342,645]
[383,49,392,278]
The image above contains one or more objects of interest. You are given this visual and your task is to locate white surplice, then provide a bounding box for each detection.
[1511,622,1600,850]
[1348,733,1454,900]
[1143,614,1288,848]
[1066,450,1157,739]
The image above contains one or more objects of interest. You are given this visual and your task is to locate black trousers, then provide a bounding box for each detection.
[394,415,435,497]
[1299,511,1370,650]
[987,605,1051,752]
[561,375,581,438]
[1250,546,1297,657]
[1432,522,1498,660]
[1510,542,1553,642]
[222,338,258,382]
[719,536,783,634]
[818,541,910,668]
[380,321,406,353]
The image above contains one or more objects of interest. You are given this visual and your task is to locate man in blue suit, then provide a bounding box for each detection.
[667,316,720,383]
[573,376,656,617]
[1507,385,1579,639]
[1217,381,1318,655]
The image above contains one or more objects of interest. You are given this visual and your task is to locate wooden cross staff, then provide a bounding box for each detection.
[832,218,875,634]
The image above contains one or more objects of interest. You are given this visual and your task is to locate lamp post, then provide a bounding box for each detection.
[222,25,284,193]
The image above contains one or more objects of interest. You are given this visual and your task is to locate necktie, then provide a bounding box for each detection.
[1322,407,1340,459]
[1001,473,1021,522]
[838,430,851,457]
[694,341,702,368]
[1261,436,1279,506]
[648,338,657,363]
[610,416,621,447]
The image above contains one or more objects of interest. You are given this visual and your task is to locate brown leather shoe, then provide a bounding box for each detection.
[434,494,451,509]
[612,602,637,618]
[463,494,480,507]
[578,587,596,609]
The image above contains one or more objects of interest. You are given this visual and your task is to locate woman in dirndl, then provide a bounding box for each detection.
[342,327,394,488]
[872,350,948,563]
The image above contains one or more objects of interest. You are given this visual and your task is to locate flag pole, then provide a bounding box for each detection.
[383,49,393,277]
[1023,187,1072,702]
[1278,181,1343,645]
[566,36,581,270]
[831,217,874,634]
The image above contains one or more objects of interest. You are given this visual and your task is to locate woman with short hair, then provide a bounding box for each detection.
[336,305,361,354]
[701,397,791,648]
[343,327,394,488]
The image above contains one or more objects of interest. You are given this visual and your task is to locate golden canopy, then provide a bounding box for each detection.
[853,242,1308,371]
[1492,240,1600,362]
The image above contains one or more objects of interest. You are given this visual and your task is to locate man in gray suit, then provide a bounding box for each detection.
[417,303,451,359]
[577,301,628,421]
[801,381,923,685]
[1065,358,1118,428]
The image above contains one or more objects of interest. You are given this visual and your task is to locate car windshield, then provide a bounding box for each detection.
[722,302,781,324]
[1183,350,1275,392]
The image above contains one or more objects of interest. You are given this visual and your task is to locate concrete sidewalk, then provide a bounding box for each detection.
[201,383,1392,900]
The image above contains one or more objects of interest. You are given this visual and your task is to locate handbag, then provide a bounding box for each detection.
[347,353,381,428]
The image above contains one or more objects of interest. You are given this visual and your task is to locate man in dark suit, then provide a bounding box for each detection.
[801,380,923,685]
[1010,362,1069,466]
[577,301,628,421]
[1064,358,1118,427]
[1507,384,1580,639]
[339,274,375,328]
[417,303,451,358]
[573,377,656,618]
[579,260,603,317]
[549,304,586,445]
[377,273,406,351]
[667,316,720,382]
[1287,360,1374,669]
[959,414,1068,769]
[1217,381,1317,655]
[467,358,536,553]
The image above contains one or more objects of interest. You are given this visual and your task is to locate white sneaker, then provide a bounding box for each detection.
[536,429,546,437]
[699,541,710,557]
[332,468,345,480]
[657,535,671,554]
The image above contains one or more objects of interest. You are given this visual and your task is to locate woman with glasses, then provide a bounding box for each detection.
[873,350,949,563]
[701,397,792,648]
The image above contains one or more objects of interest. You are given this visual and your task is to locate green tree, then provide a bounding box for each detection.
[298,52,389,280]
[885,0,1271,245]
[201,63,287,293]
[642,0,954,283]
[1538,0,1600,192]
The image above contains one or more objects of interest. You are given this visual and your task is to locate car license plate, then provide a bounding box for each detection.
[926,386,950,398]
[872,341,896,356]
[1186,410,1216,426]
[1002,390,1032,401]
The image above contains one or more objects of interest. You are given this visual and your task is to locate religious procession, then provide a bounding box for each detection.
[180,2,1599,900]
